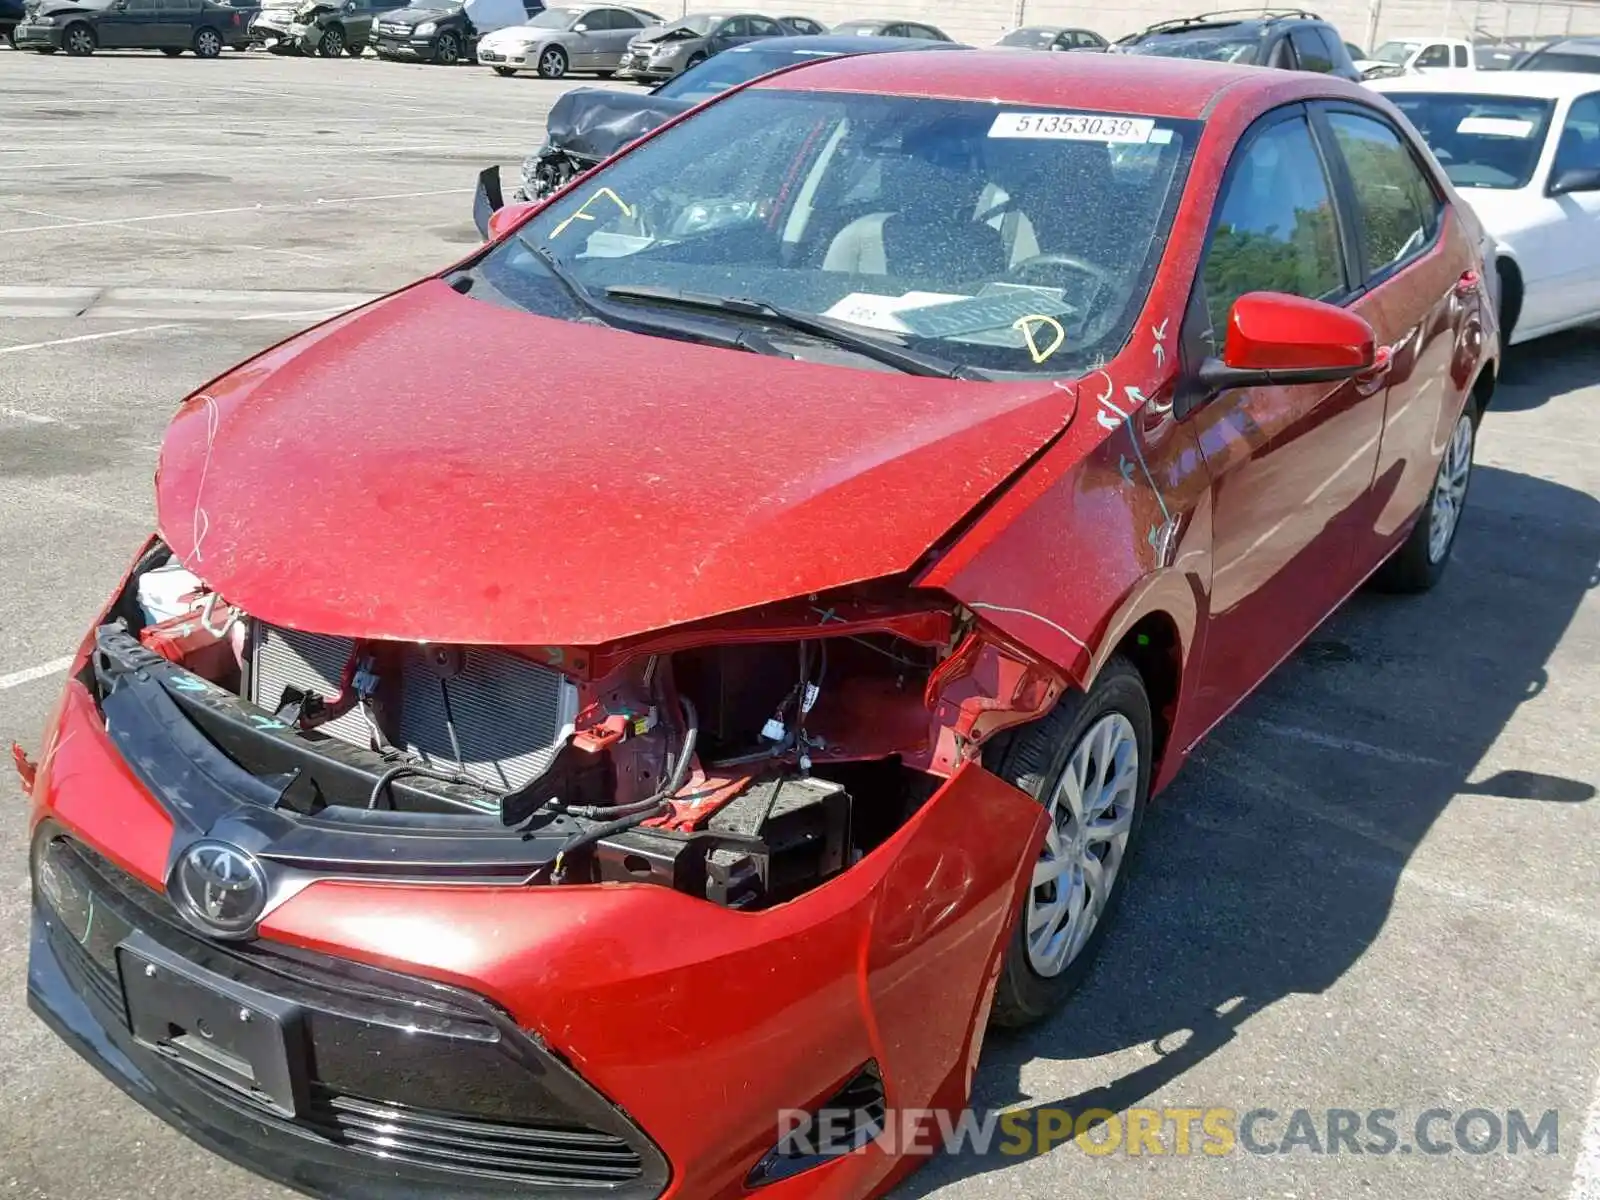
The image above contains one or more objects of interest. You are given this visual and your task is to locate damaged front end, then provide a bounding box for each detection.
[74,538,1063,922]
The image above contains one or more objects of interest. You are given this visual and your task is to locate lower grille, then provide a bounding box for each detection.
[250,623,577,793]
[306,1092,645,1184]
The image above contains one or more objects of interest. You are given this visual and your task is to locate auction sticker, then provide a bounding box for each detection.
[989,112,1157,142]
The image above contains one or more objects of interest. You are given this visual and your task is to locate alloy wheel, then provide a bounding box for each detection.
[1025,712,1139,978]
[540,46,566,76]
[435,31,459,62]
[65,25,93,53]
[195,28,221,55]
[1427,412,1473,564]
[319,26,342,55]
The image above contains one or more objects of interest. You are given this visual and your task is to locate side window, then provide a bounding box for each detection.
[1290,27,1334,72]
[747,15,781,35]
[1415,43,1450,67]
[1553,94,1600,173]
[1267,35,1296,69]
[720,17,749,37]
[1325,110,1442,280]
[1201,115,1347,335]
[1079,30,1106,46]
[1453,44,1469,67]
[612,8,643,28]
[881,23,907,37]
[1315,28,1345,63]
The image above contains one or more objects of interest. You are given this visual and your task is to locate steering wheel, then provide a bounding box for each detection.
[1007,252,1118,292]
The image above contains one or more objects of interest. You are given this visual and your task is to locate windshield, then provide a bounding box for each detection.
[1126,28,1260,62]
[1374,40,1421,63]
[658,47,839,102]
[1000,27,1056,48]
[525,7,580,26]
[1516,48,1600,72]
[1386,92,1554,188]
[477,89,1199,378]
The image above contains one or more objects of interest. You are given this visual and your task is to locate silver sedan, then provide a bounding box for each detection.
[475,4,662,78]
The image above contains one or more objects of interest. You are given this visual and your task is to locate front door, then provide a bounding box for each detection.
[1182,105,1388,733]
[96,0,145,47]
[1540,92,1600,330]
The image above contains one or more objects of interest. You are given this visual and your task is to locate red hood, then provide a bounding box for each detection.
[155,280,1076,646]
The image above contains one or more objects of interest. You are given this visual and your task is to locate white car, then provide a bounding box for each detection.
[1356,37,1475,79]
[1373,71,1600,344]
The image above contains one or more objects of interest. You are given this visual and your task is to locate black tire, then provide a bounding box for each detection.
[986,655,1153,1028]
[160,45,184,54]
[35,46,57,53]
[1496,258,1522,346]
[1371,397,1477,593]
[535,42,565,77]
[492,64,515,75]
[432,29,460,63]
[192,25,222,56]
[62,21,95,54]
[344,39,362,55]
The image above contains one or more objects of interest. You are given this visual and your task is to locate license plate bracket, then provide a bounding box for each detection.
[117,930,309,1117]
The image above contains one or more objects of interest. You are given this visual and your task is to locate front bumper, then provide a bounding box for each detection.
[616,50,677,78]
[12,21,64,47]
[25,616,1045,1200]
[369,29,433,57]
[27,843,668,1200]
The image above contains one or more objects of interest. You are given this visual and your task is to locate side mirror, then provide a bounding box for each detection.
[1196,292,1375,392]
[571,21,586,30]
[1548,165,1600,196]
[472,164,504,240]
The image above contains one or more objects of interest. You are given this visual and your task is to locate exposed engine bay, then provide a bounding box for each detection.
[92,539,1066,911]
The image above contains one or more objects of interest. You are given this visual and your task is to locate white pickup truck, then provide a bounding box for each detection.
[1355,36,1475,78]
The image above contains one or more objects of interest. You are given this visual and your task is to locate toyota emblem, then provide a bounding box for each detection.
[170,841,268,938]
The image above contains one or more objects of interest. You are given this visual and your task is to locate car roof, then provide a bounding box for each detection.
[1137,9,1324,35]
[1370,70,1600,99]
[728,33,963,54]
[749,47,1343,117]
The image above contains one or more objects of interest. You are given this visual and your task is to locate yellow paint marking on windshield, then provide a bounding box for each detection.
[549,188,636,240]
[1014,314,1065,364]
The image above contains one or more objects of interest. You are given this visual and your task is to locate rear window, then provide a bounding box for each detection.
[1386,91,1555,188]
[483,90,1201,377]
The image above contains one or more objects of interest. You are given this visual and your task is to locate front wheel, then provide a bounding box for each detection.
[536,43,566,77]
[192,26,222,56]
[316,24,343,55]
[62,21,95,54]
[987,655,1152,1028]
[1371,401,1476,593]
[432,29,460,63]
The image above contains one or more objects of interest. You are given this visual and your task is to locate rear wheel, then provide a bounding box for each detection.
[317,24,343,55]
[192,25,222,56]
[1371,400,1476,593]
[987,655,1152,1028]
[63,21,95,54]
[432,28,460,63]
[536,43,566,77]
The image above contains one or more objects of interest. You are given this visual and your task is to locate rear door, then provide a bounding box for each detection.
[1313,100,1472,573]
[593,6,643,65]
[1181,105,1388,731]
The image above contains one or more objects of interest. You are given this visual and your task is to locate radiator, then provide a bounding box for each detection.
[249,623,577,793]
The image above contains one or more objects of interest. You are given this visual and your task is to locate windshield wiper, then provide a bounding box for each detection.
[512,235,792,360]
[603,285,981,379]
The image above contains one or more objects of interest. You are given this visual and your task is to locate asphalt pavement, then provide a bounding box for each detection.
[1,47,1598,1200]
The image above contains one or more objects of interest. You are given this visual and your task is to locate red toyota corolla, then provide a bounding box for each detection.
[18,50,1494,1200]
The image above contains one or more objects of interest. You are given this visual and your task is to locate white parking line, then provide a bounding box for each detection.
[1243,718,1450,766]
[0,657,73,692]
[1574,1075,1600,1200]
[0,324,184,356]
